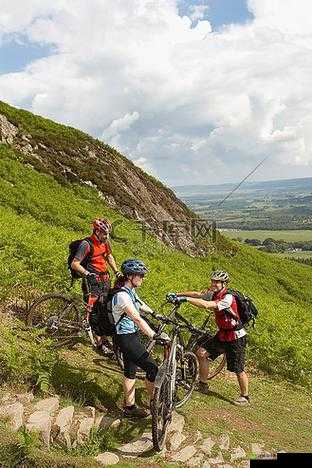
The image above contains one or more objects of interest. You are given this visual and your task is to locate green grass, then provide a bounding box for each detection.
[1,141,312,464]
[1,144,312,390]
[222,229,312,242]
[183,370,312,454]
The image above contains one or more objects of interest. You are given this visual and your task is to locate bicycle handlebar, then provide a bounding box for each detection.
[147,309,204,335]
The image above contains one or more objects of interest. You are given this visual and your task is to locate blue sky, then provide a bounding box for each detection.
[0,36,54,74]
[178,0,253,29]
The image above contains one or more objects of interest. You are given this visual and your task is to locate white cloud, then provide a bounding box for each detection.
[189,4,209,23]
[0,0,311,185]
[102,111,140,140]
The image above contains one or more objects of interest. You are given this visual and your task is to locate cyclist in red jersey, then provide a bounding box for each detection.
[71,218,121,354]
[166,271,249,406]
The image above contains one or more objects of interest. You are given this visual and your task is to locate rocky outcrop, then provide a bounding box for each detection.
[0,113,18,144]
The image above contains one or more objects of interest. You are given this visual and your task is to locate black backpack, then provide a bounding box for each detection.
[67,237,94,279]
[89,288,127,337]
[227,289,259,327]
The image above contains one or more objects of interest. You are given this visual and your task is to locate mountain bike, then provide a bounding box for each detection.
[124,303,226,381]
[26,291,99,347]
[150,304,200,451]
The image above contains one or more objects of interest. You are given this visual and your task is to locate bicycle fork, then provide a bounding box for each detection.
[82,319,97,347]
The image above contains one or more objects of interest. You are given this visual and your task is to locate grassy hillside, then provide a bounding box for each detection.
[0,100,198,258]
[0,144,312,390]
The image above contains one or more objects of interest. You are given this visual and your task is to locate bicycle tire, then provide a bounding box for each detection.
[188,336,226,380]
[26,293,82,345]
[174,351,198,409]
[151,376,172,452]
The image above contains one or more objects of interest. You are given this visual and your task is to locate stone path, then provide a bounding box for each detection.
[0,392,283,466]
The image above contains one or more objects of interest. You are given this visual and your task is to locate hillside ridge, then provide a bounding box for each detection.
[0,101,202,255]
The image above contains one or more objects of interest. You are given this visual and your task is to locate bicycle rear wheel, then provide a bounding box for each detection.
[174,351,198,409]
[26,293,82,345]
[151,375,172,452]
[188,336,226,380]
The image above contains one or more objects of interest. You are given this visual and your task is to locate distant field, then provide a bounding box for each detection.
[274,251,312,259]
[222,229,312,242]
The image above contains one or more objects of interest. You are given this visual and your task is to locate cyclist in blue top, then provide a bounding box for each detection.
[112,259,169,418]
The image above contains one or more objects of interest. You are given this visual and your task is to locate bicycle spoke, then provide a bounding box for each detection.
[174,351,198,409]
[26,294,83,345]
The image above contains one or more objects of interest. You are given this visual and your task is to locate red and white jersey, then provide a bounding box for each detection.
[213,288,246,342]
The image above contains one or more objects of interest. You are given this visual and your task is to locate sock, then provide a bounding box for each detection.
[241,395,249,400]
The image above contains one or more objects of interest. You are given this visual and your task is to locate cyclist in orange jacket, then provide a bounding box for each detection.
[71,218,121,354]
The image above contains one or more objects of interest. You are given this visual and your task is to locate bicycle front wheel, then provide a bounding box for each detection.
[188,336,226,380]
[151,375,172,452]
[26,293,82,345]
[174,351,198,409]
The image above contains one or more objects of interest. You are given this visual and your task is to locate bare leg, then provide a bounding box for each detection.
[196,347,210,382]
[236,371,248,396]
[123,377,136,406]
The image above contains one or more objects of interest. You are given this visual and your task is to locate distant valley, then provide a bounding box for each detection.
[173,177,312,232]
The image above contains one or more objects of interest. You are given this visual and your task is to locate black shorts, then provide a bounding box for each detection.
[199,334,247,374]
[114,332,158,382]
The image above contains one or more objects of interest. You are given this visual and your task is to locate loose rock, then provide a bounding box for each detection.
[94,415,114,430]
[219,433,230,450]
[77,417,94,444]
[84,406,96,420]
[26,411,52,446]
[95,452,120,465]
[110,418,121,430]
[0,114,19,144]
[16,393,34,405]
[168,411,185,433]
[34,397,59,415]
[230,446,246,461]
[55,406,75,433]
[200,437,215,455]
[117,432,153,457]
[53,406,74,447]
[251,443,265,456]
[167,430,186,451]
[169,445,197,463]
[0,402,24,431]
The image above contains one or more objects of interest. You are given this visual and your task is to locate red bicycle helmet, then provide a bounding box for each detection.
[92,218,111,234]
